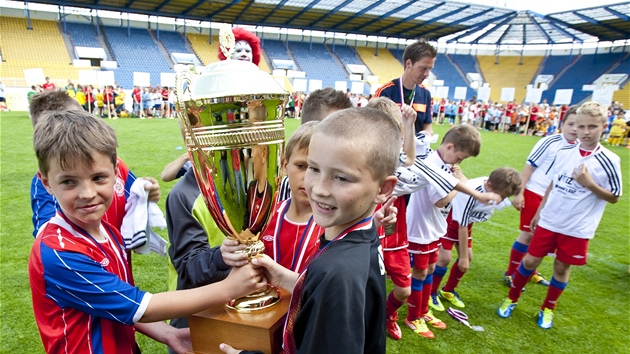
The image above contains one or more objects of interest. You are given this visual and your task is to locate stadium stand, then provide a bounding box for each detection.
[612,53,630,107]
[288,42,348,90]
[186,34,219,66]
[538,55,576,77]
[156,30,193,56]
[102,26,171,88]
[541,53,625,104]
[262,39,292,63]
[64,22,102,48]
[356,47,403,86]
[449,54,480,76]
[432,53,472,100]
[0,17,80,86]
[477,55,543,103]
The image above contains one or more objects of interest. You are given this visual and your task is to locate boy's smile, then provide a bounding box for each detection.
[305,133,382,239]
[40,153,116,236]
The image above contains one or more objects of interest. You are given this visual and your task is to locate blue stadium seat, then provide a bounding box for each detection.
[102,26,172,88]
[65,22,101,48]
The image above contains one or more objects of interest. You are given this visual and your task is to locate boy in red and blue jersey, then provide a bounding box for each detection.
[29,109,267,353]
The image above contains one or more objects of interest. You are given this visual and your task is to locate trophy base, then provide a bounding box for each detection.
[189,288,290,354]
[226,285,281,312]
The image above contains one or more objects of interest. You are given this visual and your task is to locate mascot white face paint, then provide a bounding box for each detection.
[232,40,253,62]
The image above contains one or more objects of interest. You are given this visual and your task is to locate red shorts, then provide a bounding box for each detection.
[519,189,543,232]
[408,241,440,270]
[528,226,589,266]
[440,236,472,251]
[383,247,411,288]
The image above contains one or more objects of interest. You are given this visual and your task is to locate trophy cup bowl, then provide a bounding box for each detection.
[175,59,288,314]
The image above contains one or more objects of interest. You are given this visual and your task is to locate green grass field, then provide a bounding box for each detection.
[1,111,628,353]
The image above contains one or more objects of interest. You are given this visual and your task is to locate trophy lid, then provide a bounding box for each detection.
[191,60,287,100]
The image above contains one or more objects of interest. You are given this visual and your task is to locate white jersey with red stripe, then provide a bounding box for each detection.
[539,144,622,239]
[406,150,453,245]
[525,133,576,196]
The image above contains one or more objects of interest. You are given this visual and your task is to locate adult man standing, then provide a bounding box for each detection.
[375,38,436,134]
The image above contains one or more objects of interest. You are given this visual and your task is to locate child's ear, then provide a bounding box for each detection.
[37,170,54,196]
[374,175,398,205]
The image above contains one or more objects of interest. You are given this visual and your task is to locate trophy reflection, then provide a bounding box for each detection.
[175,32,288,314]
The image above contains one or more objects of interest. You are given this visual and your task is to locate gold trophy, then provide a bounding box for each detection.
[175,27,289,354]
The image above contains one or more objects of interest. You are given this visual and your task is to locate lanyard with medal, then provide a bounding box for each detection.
[273,199,317,272]
[399,77,415,107]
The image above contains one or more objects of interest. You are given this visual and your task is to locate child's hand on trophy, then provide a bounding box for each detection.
[224,262,268,299]
[251,255,299,293]
[221,238,249,267]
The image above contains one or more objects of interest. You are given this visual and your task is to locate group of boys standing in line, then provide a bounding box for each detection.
[26,32,622,354]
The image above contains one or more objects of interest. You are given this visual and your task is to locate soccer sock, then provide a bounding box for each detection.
[542,277,568,310]
[407,278,423,321]
[507,241,528,276]
[432,265,448,295]
[385,290,404,319]
[443,259,466,292]
[508,262,535,302]
[420,274,433,316]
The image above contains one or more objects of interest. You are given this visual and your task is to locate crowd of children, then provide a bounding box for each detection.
[26,37,624,354]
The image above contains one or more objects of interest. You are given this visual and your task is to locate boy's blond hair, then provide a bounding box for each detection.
[441,124,482,156]
[34,110,118,177]
[577,102,607,124]
[29,89,83,126]
[285,121,319,163]
[488,167,522,198]
[366,97,403,133]
[314,107,400,182]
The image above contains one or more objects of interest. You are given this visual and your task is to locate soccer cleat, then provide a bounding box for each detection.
[504,273,513,287]
[530,272,550,286]
[497,298,517,318]
[422,310,447,330]
[537,308,554,329]
[405,318,435,338]
[429,293,445,312]
[386,314,402,340]
[439,289,465,308]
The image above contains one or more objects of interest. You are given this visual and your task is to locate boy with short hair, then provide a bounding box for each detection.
[29,109,267,353]
[402,124,482,339]
[28,90,159,236]
[431,167,522,311]
[226,107,399,353]
[260,121,325,273]
[497,102,622,329]
[504,106,579,287]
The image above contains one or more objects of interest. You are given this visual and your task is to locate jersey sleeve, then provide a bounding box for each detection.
[526,136,558,167]
[449,187,478,226]
[393,157,458,197]
[594,151,623,197]
[31,175,57,238]
[39,244,150,325]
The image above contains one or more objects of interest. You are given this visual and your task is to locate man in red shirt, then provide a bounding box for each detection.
[41,77,56,91]
[132,86,143,118]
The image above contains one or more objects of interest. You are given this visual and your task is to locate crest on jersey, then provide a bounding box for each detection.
[100,258,110,267]
[114,177,125,196]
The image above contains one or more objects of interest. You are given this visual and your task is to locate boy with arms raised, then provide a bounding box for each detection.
[504,106,579,287]
[29,110,267,353]
[431,167,521,310]
[402,125,481,339]
[222,107,399,354]
[497,102,622,329]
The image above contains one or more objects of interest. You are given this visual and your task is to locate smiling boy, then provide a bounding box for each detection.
[497,102,622,329]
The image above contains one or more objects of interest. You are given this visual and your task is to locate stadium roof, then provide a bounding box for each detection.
[23,0,630,44]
